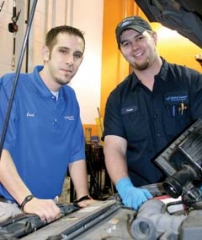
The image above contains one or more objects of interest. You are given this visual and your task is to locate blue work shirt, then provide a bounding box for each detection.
[103,59,202,186]
[0,66,85,201]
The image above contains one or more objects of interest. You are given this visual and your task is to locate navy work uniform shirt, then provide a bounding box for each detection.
[103,59,202,187]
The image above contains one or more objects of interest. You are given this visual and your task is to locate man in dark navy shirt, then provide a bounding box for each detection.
[102,16,202,211]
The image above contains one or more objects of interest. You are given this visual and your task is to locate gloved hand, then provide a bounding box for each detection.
[116,177,153,210]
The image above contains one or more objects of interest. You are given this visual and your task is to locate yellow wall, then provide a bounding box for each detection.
[152,22,202,72]
[83,0,136,137]
[100,0,137,117]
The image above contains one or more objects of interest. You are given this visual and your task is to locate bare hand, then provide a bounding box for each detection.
[23,197,61,223]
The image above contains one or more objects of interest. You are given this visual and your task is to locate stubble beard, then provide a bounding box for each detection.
[55,76,71,86]
[132,56,151,71]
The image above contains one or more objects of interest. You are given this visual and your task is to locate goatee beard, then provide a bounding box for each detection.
[56,78,70,85]
[133,61,150,70]
[132,56,151,70]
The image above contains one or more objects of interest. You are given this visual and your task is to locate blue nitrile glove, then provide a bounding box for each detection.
[116,177,153,210]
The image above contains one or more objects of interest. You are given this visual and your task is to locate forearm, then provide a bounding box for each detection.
[69,159,89,199]
[105,151,128,184]
[104,135,129,184]
[0,150,61,222]
[0,149,31,204]
[103,136,152,210]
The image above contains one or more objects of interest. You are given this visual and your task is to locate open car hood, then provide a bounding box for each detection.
[134,0,202,48]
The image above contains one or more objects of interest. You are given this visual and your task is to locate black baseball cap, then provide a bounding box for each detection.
[115,16,153,46]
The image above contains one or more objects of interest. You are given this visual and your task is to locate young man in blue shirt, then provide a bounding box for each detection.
[0,25,93,223]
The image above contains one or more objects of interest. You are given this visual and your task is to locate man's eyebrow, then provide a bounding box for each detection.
[134,32,143,38]
[58,46,69,50]
[74,50,83,55]
[57,46,83,54]
[120,32,143,44]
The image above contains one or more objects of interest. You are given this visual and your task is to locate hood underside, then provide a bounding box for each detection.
[134,0,202,48]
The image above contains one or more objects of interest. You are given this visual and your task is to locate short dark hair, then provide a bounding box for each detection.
[45,25,85,52]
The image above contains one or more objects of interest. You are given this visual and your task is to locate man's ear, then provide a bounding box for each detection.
[41,45,50,62]
[152,31,158,45]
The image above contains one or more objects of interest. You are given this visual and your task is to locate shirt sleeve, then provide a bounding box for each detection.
[189,71,202,119]
[0,74,17,152]
[69,97,86,163]
[102,90,126,141]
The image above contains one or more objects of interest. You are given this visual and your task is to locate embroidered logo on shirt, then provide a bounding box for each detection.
[164,91,189,117]
[64,116,74,120]
[164,91,188,105]
[26,112,35,117]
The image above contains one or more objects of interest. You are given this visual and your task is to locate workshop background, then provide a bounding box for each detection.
[0,0,201,132]
[0,0,201,202]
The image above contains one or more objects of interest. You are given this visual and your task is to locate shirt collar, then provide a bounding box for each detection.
[129,57,169,91]
[156,57,169,81]
[30,65,67,101]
